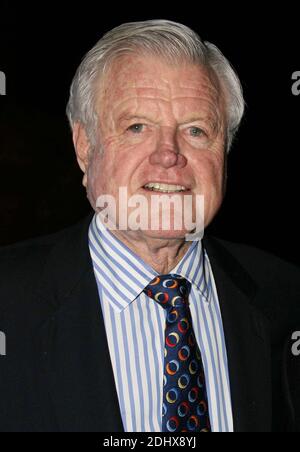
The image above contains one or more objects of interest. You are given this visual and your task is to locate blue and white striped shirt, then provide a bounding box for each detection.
[88,214,233,432]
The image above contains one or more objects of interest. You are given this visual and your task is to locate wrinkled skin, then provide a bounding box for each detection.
[73,54,227,273]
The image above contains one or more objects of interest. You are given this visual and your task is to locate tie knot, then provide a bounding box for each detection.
[144,274,191,310]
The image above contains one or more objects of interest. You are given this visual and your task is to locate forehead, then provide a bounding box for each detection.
[99,54,222,111]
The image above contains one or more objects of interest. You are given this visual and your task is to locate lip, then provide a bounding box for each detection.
[141,181,192,191]
[140,188,191,196]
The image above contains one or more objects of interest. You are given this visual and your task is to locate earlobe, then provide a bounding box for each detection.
[82,173,88,188]
[73,122,90,184]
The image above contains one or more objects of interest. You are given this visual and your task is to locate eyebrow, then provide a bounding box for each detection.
[180,115,220,131]
[181,116,211,124]
[117,114,158,124]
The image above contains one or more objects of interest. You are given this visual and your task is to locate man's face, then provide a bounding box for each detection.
[85,54,227,240]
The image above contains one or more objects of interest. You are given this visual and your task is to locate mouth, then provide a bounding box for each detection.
[142,182,191,194]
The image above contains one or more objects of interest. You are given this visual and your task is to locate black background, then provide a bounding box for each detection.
[0,2,299,266]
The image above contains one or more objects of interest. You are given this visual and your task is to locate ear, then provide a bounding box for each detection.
[72,122,91,187]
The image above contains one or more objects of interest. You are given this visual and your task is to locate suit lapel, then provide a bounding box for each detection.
[204,237,272,432]
[36,213,124,432]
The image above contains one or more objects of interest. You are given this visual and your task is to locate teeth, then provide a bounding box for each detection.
[144,183,187,193]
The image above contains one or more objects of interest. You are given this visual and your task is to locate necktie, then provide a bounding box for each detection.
[144,274,211,433]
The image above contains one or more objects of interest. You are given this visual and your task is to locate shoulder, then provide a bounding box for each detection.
[209,236,300,281]
[0,228,68,294]
[0,215,91,316]
[0,229,64,268]
[205,235,300,331]
[211,236,300,289]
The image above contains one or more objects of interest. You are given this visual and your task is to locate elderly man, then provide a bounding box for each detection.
[0,20,300,433]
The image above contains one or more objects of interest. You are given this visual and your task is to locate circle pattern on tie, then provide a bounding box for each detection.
[144,274,211,433]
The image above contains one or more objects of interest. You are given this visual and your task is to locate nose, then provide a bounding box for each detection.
[149,127,187,169]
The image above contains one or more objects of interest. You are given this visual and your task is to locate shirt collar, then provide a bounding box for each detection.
[88,214,211,313]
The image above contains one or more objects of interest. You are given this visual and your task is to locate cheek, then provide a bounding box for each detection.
[194,154,225,196]
[87,152,108,198]
[191,156,225,226]
[102,135,157,181]
[87,141,149,197]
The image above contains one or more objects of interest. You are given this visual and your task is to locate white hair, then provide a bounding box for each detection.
[66,20,245,153]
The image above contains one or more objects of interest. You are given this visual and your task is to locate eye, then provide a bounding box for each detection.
[127,123,145,134]
[189,126,205,137]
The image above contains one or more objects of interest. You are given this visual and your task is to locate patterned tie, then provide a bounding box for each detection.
[144,274,211,433]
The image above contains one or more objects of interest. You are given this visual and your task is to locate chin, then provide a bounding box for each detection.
[139,228,196,241]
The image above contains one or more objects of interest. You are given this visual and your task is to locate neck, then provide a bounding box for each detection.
[111,230,192,274]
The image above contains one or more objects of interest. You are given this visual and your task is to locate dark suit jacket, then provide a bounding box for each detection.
[0,212,300,432]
